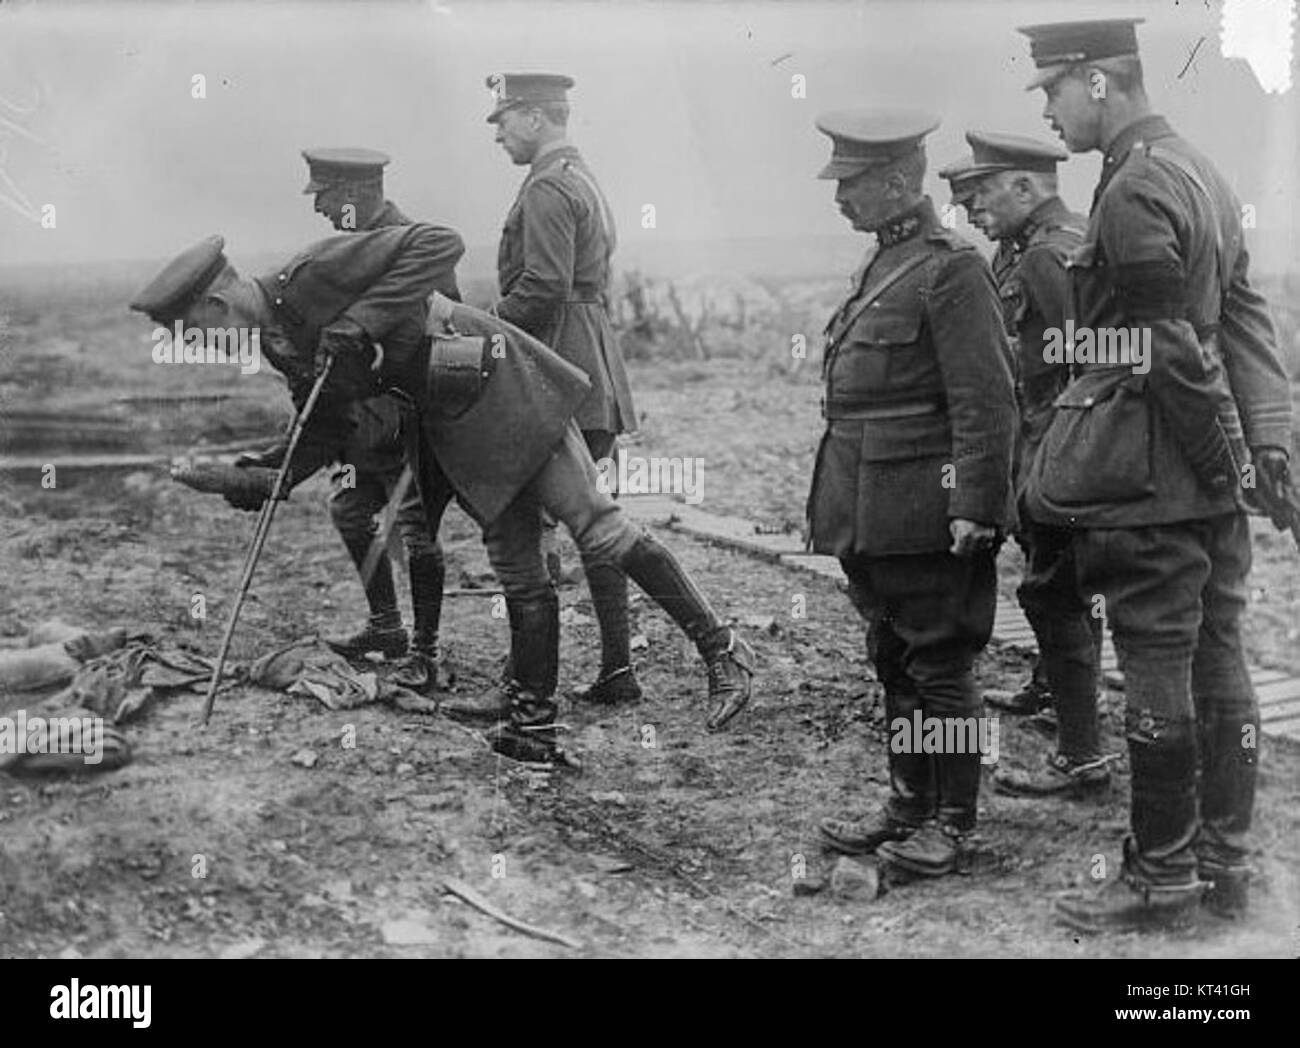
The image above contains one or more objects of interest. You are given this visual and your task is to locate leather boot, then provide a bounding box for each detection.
[994,750,1112,798]
[1197,855,1251,919]
[324,532,408,658]
[819,809,916,856]
[570,560,641,705]
[618,532,754,729]
[390,552,449,692]
[878,819,969,877]
[442,594,559,728]
[984,675,1052,714]
[1055,837,1203,934]
[1125,660,1201,886]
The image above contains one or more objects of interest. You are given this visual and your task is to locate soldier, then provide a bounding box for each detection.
[1018,19,1294,931]
[129,226,754,735]
[274,148,455,691]
[485,72,642,708]
[936,154,982,226]
[942,133,1109,800]
[810,110,1018,879]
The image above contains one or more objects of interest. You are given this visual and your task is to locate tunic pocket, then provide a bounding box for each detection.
[828,310,923,399]
[1034,371,1155,506]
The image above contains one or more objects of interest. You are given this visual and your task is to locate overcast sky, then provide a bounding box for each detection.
[0,0,1295,277]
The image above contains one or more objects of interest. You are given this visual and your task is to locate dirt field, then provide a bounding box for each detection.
[1,295,1298,959]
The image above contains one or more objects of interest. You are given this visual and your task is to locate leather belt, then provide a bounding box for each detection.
[822,396,944,421]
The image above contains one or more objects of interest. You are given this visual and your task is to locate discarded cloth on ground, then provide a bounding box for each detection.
[248,639,438,713]
[46,642,217,724]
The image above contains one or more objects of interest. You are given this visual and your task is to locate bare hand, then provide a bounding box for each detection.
[949,518,997,557]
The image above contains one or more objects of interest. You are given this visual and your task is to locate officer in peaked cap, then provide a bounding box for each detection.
[129,235,230,324]
[301,148,400,232]
[808,108,1017,882]
[943,130,1107,799]
[256,149,456,691]
[458,68,644,719]
[1015,19,1295,933]
[1018,17,1144,91]
[813,108,939,181]
[484,72,575,124]
[937,154,982,221]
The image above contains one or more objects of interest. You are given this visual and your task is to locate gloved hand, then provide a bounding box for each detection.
[314,316,370,375]
[221,465,289,513]
[1248,445,1293,526]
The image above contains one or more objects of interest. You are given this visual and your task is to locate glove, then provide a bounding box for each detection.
[314,316,370,375]
[234,441,289,471]
[221,465,289,513]
[1248,445,1293,525]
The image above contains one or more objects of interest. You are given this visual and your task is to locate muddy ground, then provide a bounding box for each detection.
[0,309,1298,958]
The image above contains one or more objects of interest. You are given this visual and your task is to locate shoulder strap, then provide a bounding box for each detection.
[828,251,931,349]
[823,251,932,378]
[561,158,618,258]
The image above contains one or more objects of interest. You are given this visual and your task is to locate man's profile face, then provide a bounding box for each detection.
[1041,72,1100,153]
[973,173,1032,241]
[961,198,989,237]
[494,107,540,165]
[313,184,354,230]
[834,168,898,233]
[182,286,262,336]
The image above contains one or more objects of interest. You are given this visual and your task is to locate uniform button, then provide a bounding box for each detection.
[274,297,283,306]
[278,274,287,283]
[1083,396,1095,407]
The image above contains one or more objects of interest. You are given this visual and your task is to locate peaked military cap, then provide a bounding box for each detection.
[1018,18,1144,90]
[964,131,1067,175]
[814,108,940,180]
[485,72,575,123]
[301,147,390,194]
[938,154,982,204]
[129,235,228,324]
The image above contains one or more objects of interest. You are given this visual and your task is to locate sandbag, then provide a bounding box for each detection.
[0,643,81,698]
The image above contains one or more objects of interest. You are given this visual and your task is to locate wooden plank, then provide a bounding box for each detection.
[1256,678,1300,705]
[1250,670,1290,686]
[1261,699,1300,724]
[780,555,846,583]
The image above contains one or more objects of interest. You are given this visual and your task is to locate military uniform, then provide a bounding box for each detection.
[300,163,460,668]
[488,72,640,704]
[1018,20,1293,928]
[131,225,755,734]
[489,75,636,436]
[808,111,1017,874]
[942,133,1108,794]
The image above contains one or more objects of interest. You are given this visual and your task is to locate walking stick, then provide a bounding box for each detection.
[198,359,335,725]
